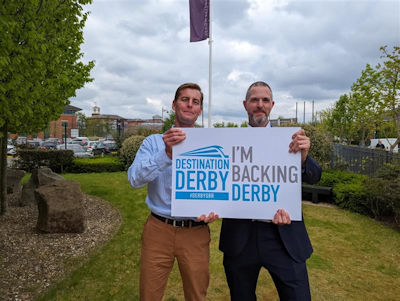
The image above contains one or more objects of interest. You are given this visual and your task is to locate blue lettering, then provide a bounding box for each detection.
[187,170,195,190]
[262,185,270,202]
[219,171,228,190]
[251,184,260,202]
[176,170,185,190]
[242,184,250,201]
[197,171,207,190]
[232,184,240,201]
[271,185,280,202]
[208,171,217,190]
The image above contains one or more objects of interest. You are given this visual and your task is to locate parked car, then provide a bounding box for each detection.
[15,136,27,145]
[44,138,61,145]
[40,141,58,150]
[89,142,111,156]
[86,141,98,153]
[57,144,93,158]
[102,140,118,153]
[27,139,42,148]
[71,137,89,147]
[7,145,16,156]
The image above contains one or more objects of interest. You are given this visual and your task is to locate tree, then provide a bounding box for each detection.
[320,94,354,144]
[376,46,400,151]
[76,112,87,136]
[162,111,175,133]
[350,64,381,146]
[213,121,239,128]
[0,0,94,214]
[85,118,112,138]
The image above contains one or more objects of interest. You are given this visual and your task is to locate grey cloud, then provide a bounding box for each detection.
[71,0,398,124]
[213,1,251,27]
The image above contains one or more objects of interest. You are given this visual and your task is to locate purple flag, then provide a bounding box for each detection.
[189,0,209,42]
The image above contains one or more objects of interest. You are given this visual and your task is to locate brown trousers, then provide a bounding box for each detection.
[140,214,210,301]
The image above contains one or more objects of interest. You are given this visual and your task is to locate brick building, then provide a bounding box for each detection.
[42,105,82,139]
[10,105,81,140]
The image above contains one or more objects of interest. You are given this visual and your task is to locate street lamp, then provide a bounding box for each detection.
[61,121,68,149]
[117,119,121,138]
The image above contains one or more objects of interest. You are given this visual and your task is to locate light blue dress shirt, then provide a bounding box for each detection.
[128,133,193,220]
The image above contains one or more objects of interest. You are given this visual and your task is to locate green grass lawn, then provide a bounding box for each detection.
[37,172,400,301]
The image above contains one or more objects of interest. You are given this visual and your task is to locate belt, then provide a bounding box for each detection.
[151,212,207,228]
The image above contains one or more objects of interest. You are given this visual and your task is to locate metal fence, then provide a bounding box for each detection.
[330,144,400,176]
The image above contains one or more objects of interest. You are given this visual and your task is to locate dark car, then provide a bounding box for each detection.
[27,140,41,148]
[90,142,109,156]
[103,141,118,153]
[40,141,58,150]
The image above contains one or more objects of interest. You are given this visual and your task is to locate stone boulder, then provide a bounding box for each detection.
[6,169,26,206]
[35,180,86,233]
[21,167,64,206]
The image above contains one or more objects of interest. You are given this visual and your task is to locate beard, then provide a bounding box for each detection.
[250,114,268,127]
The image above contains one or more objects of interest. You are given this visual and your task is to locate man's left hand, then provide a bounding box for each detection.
[289,128,310,167]
[196,212,219,223]
[272,209,291,225]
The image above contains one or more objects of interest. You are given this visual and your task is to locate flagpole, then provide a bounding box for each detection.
[208,0,212,128]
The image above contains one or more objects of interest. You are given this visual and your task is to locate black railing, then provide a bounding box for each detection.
[330,144,400,176]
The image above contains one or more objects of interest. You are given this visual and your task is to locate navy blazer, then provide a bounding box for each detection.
[219,156,322,263]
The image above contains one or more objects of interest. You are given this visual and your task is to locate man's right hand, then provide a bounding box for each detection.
[163,128,186,159]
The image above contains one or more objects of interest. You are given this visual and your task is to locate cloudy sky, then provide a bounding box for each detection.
[71,0,399,126]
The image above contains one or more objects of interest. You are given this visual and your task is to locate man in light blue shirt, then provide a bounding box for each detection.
[128,83,218,301]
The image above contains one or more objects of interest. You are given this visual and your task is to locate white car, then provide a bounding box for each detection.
[71,137,90,147]
[86,141,98,153]
[7,145,16,156]
[57,144,93,158]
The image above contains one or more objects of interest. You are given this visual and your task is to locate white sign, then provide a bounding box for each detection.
[70,129,79,138]
[171,127,302,220]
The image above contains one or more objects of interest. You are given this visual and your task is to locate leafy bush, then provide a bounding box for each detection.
[17,149,74,173]
[162,112,175,133]
[319,169,368,187]
[334,181,369,215]
[113,127,160,150]
[281,123,333,168]
[119,135,146,170]
[66,156,124,173]
[302,124,333,169]
[363,164,400,224]
[317,169,370,215]
[133,127,161,137]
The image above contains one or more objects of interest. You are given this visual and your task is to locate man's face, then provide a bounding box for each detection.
[172,88,202,127]
[243,86,275,127]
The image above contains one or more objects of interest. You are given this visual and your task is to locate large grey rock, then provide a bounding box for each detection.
[21,167,64,206]
[36,167,64,186]
[35,180,86,233]
[20,178,36,206]
[6,169,26,194]
[6,169,26,206]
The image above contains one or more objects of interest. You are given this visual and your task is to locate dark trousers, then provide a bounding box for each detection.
[223,222,311,301]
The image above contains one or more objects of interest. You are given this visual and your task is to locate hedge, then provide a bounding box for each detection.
[66,156,125,173]
[363,164,400,224]
[17,149,74,173]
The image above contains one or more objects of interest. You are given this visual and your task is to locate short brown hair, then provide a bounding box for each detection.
[245,81,273,101]
[174,83,204,105]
